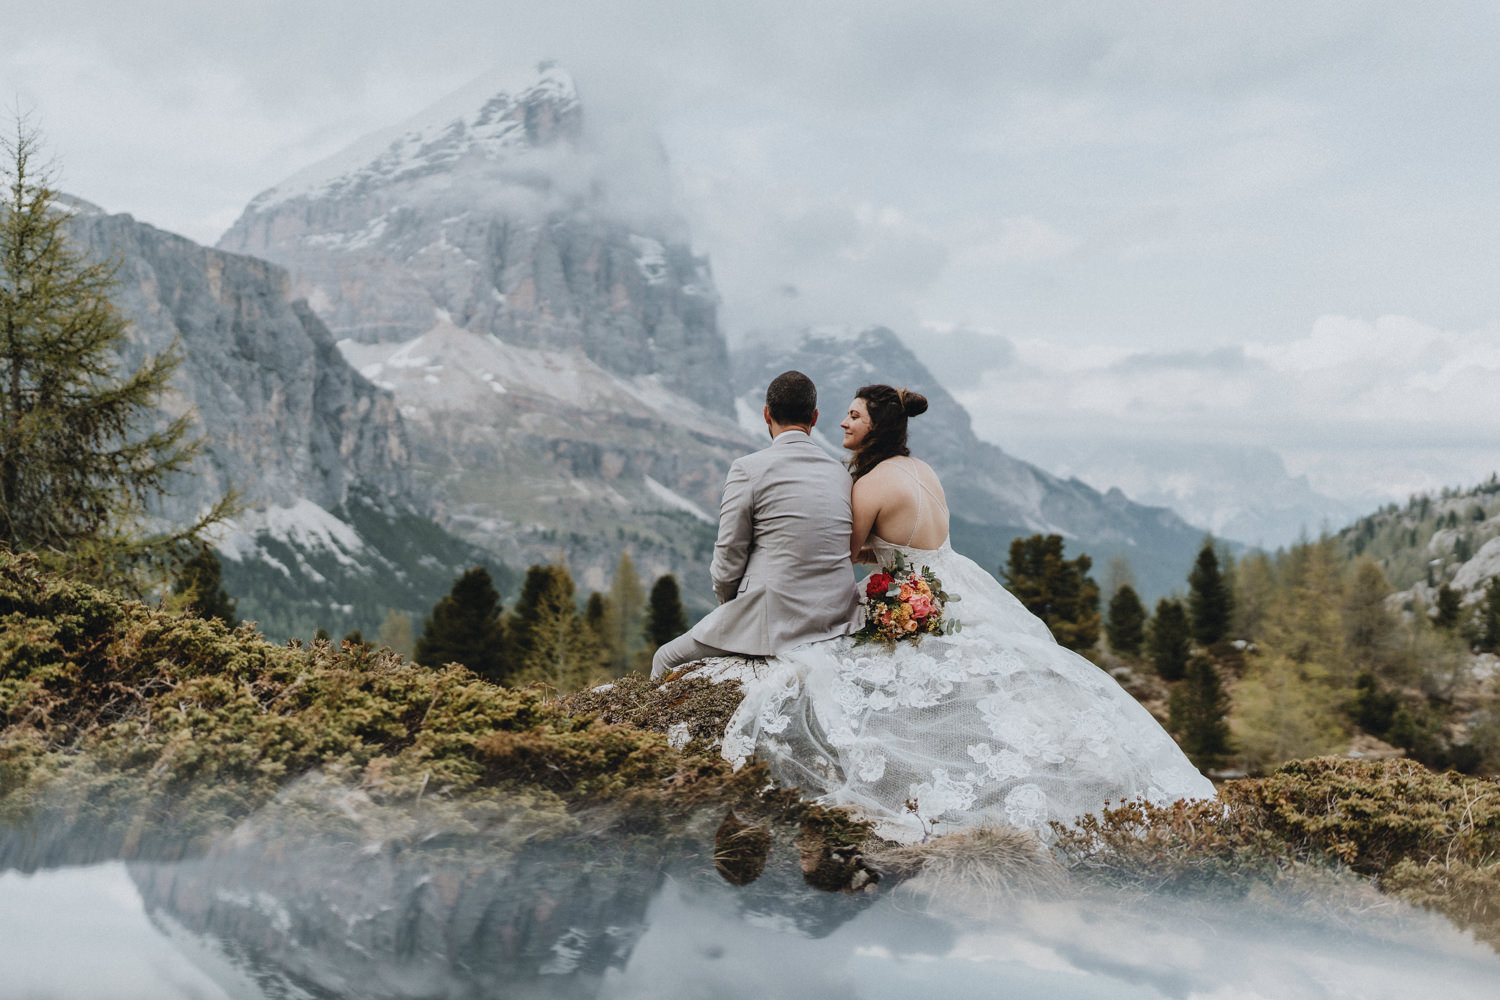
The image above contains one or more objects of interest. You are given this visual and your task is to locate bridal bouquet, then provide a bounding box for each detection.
[855,551,961,648]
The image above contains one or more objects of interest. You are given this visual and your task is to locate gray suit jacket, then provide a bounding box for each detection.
[690,430,862,655]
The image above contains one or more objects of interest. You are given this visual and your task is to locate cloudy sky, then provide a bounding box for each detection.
[5,1,1499,509]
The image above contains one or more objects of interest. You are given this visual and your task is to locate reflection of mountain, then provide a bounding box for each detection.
[1039,441,1365,549]
[217,63,748,602]
[734,329,1210,600]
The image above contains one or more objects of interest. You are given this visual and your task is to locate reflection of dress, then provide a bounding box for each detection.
[720,536,1216,844]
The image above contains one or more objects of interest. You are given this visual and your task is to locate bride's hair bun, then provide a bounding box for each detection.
[897,388,928,418]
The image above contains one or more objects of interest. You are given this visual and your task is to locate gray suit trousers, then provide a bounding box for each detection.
[650,634,735,680]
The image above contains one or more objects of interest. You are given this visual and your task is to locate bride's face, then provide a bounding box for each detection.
[840,398,872,451]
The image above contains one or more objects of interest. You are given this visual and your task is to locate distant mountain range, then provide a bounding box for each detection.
[1035,440,1366,550]
[70,63,1247,637]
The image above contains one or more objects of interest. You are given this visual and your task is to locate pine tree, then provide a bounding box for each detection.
[1342,557,1403,682]
[1169,654,1233,770]
[1433,583,1462,630]
[1480,578,1500,653]
[584,591,609,640]
[1268,539,1349,685]
[1231,651,1346,773]
[170,544,236,624]
[414,566,508,680]
[644,574,689,650]
[603,552,646,673]
[1232,551,1277,640]
[508,562,601,692]
[1146,598,1192,681]
[583,591,617,677]
[0,117,232,588]
[1187,539,1233,646]
[508,564,571,669]
[1002,534,1101,653]
[1105,584,1146,658]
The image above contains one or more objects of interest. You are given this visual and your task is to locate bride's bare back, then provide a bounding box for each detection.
[850,455,950,559]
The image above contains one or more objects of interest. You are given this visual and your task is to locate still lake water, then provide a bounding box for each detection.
[2,854,1497,1000]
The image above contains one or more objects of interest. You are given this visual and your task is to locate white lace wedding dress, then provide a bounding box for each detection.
[719,536,1216,844]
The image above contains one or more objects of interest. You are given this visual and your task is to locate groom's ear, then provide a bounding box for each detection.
[762,405,772,428]
[809,408,819,428]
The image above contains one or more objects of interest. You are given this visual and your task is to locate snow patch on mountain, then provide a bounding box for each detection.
[644,476,715,524]
[251,63,577,210]
[219,499,365,563]
[629,235,669,285]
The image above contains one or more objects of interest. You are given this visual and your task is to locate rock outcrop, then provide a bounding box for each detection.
[72,206,410,520]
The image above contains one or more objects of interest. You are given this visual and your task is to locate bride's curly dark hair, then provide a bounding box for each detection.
[848,384,929,480]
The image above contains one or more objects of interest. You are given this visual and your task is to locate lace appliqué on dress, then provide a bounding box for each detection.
[720,539,1217,843]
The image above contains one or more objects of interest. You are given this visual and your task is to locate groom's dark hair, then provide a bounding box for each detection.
[765,370,817,426]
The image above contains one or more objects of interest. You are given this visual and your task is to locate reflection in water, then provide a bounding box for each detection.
[3,849,1499,1000]
[0,864,252,1000]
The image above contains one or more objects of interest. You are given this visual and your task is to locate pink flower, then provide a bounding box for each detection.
[908,593,935,619]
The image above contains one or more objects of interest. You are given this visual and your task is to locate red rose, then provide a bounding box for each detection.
[866,572,893,598]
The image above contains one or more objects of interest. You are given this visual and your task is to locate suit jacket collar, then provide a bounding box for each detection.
[771,428,812,446]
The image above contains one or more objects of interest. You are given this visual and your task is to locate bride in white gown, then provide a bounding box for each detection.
[719,384,1215,844]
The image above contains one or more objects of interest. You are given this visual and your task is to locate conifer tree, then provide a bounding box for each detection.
[583,591,617,676]
[414,566,508,681]
[1002,534,1101,653]
[1268,539,1350,684]
[508,563,602,691]
[1480,578,1500,653]
[1105,584,1146,658]
[1146,598,1192,681]
[1433,583,1462,630]
[1232,551,1277,641]
[0,117,232,588]
[604,552,646,673]
[1169,654,1233,770]
[170,544,236,624]
[1188,539,1233,645]
[1342,557,1402,681]
[508,564,570,669]
[644,574,689,650]
[1232,651,1345,772]
[584,591,609,639]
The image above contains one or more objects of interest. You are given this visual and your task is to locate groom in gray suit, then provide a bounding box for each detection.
[651,370,862,679]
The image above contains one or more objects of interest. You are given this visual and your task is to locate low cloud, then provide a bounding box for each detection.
[947,314,1500,502]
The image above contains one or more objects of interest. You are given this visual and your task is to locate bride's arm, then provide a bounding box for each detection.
[849,477,879,563]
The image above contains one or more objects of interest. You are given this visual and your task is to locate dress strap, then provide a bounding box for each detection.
[901,458,949,547]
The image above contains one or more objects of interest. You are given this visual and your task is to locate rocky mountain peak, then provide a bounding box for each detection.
[218,62,732,416]
[244,62,581,213]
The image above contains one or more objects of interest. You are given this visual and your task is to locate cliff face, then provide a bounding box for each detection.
[69,206,493,640]
[72,208,412,520]
[217,65,731,419]
[212,65,749,596]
